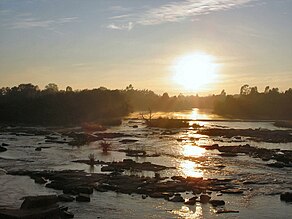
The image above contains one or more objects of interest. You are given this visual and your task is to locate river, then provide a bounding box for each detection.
[0,109,292,218]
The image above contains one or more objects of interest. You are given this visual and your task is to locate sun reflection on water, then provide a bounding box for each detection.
[178,144,206,178]
[182,145,206,157]
[171,205,203,219]
[180,160,203,178]
[189,108,211,121]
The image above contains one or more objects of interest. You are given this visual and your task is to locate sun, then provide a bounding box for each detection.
[172,52,219,91]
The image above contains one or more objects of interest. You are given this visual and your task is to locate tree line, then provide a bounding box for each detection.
[214,85,292,119]
[0,83,130,125]
[0,83,225,125]
[1,83,290,125]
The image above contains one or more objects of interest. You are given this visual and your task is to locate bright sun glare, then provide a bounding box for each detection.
[172,52,219,91]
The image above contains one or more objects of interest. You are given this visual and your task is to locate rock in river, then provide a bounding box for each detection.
[21,195,58,209]
[0,146,7,152]
[184,196,198,205]
[58,194,75,202]
[280,192,292,202]
[200,194,211,204]
[76,194,90,202]
[209,199,225,207]
[169,194,184,202]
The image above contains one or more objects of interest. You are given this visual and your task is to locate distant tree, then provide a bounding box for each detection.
[162,92,169,99]
[98,86,108,91]
[7,83,40,97]
[220,89,226,96]
[264,86,270,94]
[240,84,250,95]
[0,87,10,95]
[45,83,59,93]
[66,86,73,92]
[125,84,134,91]
[285,88,292,95]
[249,86,258,95]
[178,93,185,99]
[269,87,279,94]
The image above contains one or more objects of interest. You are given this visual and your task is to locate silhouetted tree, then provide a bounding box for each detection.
[66,86,73,92]
[45,83,59,93]
[240,84,250,95]
[264,86,270,94]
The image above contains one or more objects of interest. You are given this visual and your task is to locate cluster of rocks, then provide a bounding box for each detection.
[201,144,292,168]
[0,195,74,218]
[7,169,243,203]
[117,148,160,157]
[73,159,173,172]
[4,168,249,215]
[198,128,292,143]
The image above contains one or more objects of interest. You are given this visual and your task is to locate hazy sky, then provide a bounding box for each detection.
[0,0,291,95]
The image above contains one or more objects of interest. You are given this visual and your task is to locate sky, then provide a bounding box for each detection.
[0,0,291,95]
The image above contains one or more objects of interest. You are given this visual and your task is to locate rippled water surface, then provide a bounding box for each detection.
[1,109,292,218]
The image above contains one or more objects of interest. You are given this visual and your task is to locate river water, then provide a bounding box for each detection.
[0,109,292,218]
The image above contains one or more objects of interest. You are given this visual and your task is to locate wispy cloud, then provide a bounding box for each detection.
[6,16,78,29]
[108,0,257,30]
[107,22,133,30]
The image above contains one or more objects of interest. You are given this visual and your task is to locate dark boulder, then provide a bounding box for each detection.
[76,194,90,202]
[280,192,292,202]
[21,195,58,209]
[76,186,93,194]
[0,146,7,152]
[34,177,47,184]
[58,194,75,202]
[184,196,197,205]
[61,210,74,218]
[169,194,184,202]
[209,199,225,207]
[0,205,60,218]
[267,162,286,168]
[200,194,211,204]
[35,147,42,151]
